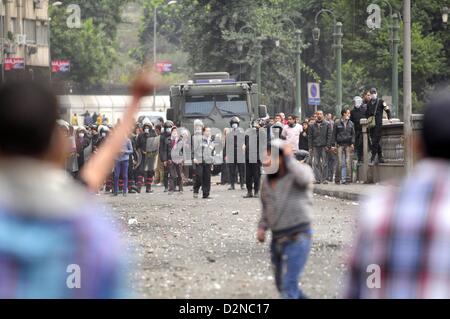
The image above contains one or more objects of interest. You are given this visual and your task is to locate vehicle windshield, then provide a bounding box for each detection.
[185,96,215,116]
[184,94,248,116]
[215,94,248,114]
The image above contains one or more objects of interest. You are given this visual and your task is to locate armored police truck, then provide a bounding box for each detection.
[167,72,267,132]
[167,72,268,175]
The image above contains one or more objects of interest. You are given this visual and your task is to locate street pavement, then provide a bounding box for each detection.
[314,182,387,201]
[100,182,359,299]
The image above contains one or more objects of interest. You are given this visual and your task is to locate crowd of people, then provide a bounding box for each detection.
[60,86,390,200]
[4,70,447,301]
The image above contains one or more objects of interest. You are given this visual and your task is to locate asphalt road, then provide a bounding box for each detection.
[100,182,358,299]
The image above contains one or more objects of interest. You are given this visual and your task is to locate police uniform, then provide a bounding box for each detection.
[159,121,175,192]
[244,125,266,198]
[225,117,246,190]
[136,124,159,193]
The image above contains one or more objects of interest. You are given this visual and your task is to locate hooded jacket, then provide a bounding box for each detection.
[259,156,314,239]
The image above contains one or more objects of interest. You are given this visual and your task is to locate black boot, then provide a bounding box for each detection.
[243,192,253,198]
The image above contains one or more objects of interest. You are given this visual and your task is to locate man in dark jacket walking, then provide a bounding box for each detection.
[308,111,332,184]
[333,108,356,184]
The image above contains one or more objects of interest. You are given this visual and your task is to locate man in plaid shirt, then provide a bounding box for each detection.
[346,91,450,299]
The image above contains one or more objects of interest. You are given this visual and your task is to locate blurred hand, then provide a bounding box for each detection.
[131,68,162,100]
[257,229,266,243]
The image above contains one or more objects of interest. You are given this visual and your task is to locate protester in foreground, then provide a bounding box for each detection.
[0,71,159,298]
[258,139,314,299]
[346,91,450,299]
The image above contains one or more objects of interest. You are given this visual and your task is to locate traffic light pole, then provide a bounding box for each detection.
[254,39,263,107]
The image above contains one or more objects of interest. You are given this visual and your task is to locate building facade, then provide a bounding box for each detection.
[1,0,49,82]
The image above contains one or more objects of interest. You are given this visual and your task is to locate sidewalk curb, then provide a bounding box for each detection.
[313,187,365,201]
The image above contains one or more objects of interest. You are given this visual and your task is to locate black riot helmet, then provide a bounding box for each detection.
[163,120,174,134]
[230,116,240,127]
[164,120,174,129]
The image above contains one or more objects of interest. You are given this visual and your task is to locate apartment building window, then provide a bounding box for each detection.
[36,23,48,45]
[10,18,20,35]
[24,19,36,44]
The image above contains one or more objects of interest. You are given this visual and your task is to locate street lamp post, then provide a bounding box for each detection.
[278,17,305,118]
[236,25,263,107]
[254,37,263,107]
[314,9,343,116]
[391,13,400,118]
[334,22,343,117]
[153,0,177,111]
[442,6,449,28]
[372,0,401,118]
[295,30,303,119]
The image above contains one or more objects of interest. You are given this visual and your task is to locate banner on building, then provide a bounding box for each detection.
[52,60,71,73]
[156,61,173,74]
[4,58,25,71]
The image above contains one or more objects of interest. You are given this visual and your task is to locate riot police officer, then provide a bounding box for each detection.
[244,120,266,198]
[128,123,142,193]
[136,120,159,193]
[159,120,175,192]
[366,88,391,164]
[225,117,245,190]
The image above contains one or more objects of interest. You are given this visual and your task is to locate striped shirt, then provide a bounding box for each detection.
[346,159,450,298]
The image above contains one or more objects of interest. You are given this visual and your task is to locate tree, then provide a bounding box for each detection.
[134,0,449,117]
[50,0,130,91]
